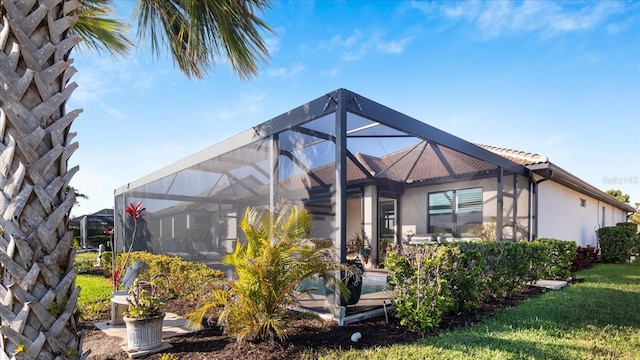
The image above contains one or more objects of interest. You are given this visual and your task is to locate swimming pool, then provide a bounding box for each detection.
[297,273,388,296]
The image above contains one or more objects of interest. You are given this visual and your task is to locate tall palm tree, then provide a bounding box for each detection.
[0,0,272,358]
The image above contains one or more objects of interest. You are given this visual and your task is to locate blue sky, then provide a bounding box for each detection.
[67,0,640,217]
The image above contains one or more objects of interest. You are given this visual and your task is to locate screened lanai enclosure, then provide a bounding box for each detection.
[113,88,534,269]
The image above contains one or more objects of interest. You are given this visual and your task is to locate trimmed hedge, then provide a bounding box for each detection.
[385,239,576,333]
[533,238,577,280]
[100,251,224,301]
[597,224,637,263]
[616,222,640,255]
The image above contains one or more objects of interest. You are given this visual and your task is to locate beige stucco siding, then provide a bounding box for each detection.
[536,181,629,247]
[346,198,363,242]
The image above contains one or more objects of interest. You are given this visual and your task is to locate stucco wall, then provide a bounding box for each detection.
[537,181,629,247]
[346,198,363,242]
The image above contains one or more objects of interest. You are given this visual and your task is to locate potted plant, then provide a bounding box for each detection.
[350,232,372,264]
[349,231,365,254]
[324,257,364,306]
[360,246,372,264]
[122,279,165,351]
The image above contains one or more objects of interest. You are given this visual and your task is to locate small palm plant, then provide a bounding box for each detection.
[187,203,355,342]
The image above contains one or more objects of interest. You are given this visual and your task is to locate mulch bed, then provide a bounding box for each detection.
[80,286,547,359]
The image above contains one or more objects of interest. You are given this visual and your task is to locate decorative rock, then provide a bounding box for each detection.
[350,332,361,342]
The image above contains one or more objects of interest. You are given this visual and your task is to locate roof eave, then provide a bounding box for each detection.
[528,163,636,213]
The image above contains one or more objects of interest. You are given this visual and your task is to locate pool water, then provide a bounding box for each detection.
[297,274,388,296]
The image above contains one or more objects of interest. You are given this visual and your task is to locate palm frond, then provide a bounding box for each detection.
[135,0,273,79]
[192,203,357,342]
[73,0,133,56]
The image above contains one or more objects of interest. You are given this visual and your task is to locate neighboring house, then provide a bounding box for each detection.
[113,89,634,266]
[69,209,114,248]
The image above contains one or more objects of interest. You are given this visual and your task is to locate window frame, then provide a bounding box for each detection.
[427,187,483,237]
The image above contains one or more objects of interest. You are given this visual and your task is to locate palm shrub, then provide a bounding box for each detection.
[187,204,355,342]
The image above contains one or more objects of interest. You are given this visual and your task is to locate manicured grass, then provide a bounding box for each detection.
[318,261,640,359]
[76,274,112,321]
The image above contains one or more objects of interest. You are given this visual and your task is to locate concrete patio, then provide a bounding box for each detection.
[93,312,195,358]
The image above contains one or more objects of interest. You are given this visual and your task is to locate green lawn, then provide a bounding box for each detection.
[318,261,640,360]
[76,274,112,320]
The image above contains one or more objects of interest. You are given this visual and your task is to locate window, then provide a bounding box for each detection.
[379,201,395,238]
[428,187,482,237]
[602,206,606,227]
[579,198,586,207]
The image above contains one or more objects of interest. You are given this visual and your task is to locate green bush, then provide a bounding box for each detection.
[616,222,640,255]
[385,241,551,333]
[453,242,541,300]
[494,242,537,297]
[385,246,454,333]
[597,225,636,263]
[100,251,224,301]
[440,244,485,312]
[533,238,577,280]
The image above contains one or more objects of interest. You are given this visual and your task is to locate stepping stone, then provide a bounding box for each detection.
[534,279,568,290]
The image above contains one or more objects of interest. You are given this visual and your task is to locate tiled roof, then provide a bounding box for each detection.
[477,144,634,212]
[475,144,549,166]
[284,142,500,188]
[365,142,497,183]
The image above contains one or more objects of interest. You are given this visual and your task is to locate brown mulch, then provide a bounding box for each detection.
[80,286,546,359]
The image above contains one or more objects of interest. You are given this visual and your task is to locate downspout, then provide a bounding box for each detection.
[527,164,553,241]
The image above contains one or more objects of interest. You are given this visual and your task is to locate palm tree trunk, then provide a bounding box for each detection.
[0,0,82,358]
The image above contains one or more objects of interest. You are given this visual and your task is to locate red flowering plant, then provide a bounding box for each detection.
[107,201,146,291]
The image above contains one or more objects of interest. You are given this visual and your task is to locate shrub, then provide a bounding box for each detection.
[454,242,541,300]
[616,222,640,255]
[385,240,552,333]
[572,245,599,272]
[121,252,224,301]
[99,251,224,300]
[533,238,577,280]
[597,225,636,263]
[74,258,95,274]
[441,245,485,313]
[385,246,454,333]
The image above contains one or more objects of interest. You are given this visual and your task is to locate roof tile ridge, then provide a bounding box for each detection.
[475,143,549,164]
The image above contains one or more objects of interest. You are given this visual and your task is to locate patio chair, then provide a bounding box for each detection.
[158,238,193,261]
[193,241,221,261]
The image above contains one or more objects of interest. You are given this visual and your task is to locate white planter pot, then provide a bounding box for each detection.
[123,313,165,351]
